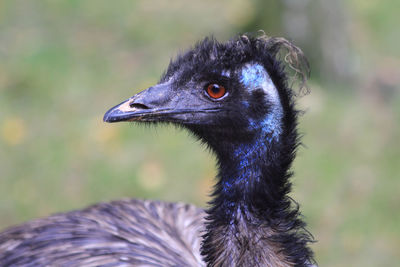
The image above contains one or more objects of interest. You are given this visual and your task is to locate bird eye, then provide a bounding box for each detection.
[206,84,226,99]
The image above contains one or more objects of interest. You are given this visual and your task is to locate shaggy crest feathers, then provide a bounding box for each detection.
[162,34,309,96]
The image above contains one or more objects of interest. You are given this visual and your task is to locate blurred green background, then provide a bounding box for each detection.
[0,0,399,266]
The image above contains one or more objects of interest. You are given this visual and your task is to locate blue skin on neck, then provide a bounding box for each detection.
[220,63,283,215]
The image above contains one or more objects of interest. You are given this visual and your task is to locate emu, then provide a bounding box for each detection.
[0,34,315,266]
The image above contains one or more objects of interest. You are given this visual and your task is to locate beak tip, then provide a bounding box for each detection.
[103,98,133,123]
[103,106,123,123]
[103,114,111,123]
[103,111,114,123]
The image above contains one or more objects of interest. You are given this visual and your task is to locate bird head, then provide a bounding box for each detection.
[104,35,308,150]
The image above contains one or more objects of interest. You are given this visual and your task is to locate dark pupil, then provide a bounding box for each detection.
[211,85,220,94]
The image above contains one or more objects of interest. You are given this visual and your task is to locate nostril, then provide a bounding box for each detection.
[129,102,149,109]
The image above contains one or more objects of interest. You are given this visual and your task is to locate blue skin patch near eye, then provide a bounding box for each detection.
[240,63,283,141]
[240,64,267,89]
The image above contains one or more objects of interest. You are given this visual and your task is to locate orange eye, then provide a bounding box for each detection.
[206,84,226,99]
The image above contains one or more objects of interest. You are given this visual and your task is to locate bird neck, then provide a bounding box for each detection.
[201,125,313,266]
[212,131,291,226]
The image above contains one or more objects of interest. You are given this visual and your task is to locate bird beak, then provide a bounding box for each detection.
[104,80,223,124]
[103,82,173,123]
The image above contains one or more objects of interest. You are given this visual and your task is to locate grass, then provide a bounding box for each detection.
[0,1,399,266]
